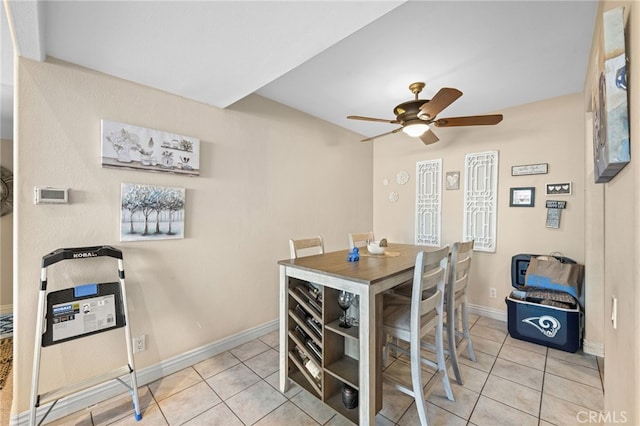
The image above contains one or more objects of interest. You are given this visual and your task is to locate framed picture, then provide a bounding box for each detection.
[120,183,185,241]
[445,171,460,190]
[546,182,572,195]
[102,120,200,176]
[509,187,535,207]
[592,7,630,183]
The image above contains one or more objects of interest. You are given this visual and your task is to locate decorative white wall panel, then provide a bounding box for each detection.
[415,159,442,246]
[463,151,499,252]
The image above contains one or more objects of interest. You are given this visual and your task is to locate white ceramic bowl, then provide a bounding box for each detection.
[367,241,386,255]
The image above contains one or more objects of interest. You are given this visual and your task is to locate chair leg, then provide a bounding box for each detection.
[383,335,389,367]
[390,336,399,359]
[436,319,455,401]
[447,307,464,385]
[461,301,477,362]
[410,337,429,426]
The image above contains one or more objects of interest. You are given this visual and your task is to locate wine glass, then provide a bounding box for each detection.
[338,291,354,328]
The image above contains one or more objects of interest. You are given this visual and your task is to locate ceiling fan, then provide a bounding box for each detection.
[347,82,503,145]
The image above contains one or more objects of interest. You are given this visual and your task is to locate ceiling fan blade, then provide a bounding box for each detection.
[419,129,440,145]
[433,114,503,127]
[417,88,463,120]
[347,115,399,124]
[361,127,403,142]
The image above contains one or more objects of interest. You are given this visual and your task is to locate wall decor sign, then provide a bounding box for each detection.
[511,163,548,176]
[546,182,572,195]
[120,183,185,242]
[545,200,567,229]
[445,171,460,190]
[510,187,535,207]
[592,6,630,183]
[102,120,200,176]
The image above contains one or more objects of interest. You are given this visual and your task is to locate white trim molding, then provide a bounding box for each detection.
[0,304,12,316]
[582,339,605,357]
[468,304,507,322]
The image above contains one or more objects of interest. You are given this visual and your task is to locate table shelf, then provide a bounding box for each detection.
[284,277,361,423]
[325,319,359,339]
[325,391,359,424]
[325,355,359,389]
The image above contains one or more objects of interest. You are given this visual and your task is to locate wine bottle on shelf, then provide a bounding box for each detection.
[305,339,322,362]
[306,283,321,300]
[295,303,310,320]
[294,345,309,364]
[295,325,311,342]
[304,358,322,382]
[305,315,322,337]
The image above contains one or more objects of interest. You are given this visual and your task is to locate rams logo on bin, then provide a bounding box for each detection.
[522,315,561,338]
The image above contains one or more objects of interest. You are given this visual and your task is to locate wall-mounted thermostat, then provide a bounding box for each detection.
[34,187,69,204]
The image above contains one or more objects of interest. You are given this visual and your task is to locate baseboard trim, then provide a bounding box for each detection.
[12,319,279,426]
[468,303,508,322]
[0,304,12,316]
[582,339,605,357]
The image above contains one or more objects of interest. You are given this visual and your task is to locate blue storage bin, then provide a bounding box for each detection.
[505,254,583,353]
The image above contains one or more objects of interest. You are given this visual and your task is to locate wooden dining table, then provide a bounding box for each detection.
[278,243,428,425]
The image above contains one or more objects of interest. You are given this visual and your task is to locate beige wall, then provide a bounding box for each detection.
[373,93,586,315]
[12,2,640,420]
[584,1,639,422]
[12,57,373,412]
[1,138,12,311]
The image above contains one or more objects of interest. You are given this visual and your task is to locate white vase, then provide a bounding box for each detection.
[116,147,132,163]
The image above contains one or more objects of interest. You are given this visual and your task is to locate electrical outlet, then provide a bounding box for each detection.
[489,288,497,299]
[133,335,146,353]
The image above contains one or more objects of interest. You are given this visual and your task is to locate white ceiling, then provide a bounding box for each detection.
[2,1,598,142]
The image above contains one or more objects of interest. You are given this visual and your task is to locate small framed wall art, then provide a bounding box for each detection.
[445,171,460,190]
[546,182,572,196]
[509,187,535,207]
[120,183,185,241]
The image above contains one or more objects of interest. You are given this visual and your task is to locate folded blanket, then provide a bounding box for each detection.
[510,287,579,309]
[540,299,575,309]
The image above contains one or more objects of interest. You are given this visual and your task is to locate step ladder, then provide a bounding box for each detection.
[29,246,141,425]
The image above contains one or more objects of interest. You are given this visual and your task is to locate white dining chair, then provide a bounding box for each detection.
[382,246,454,426]
[388,241,477,385]
[446,240,477,384]
[348,231,374,249]
[289,236,324,259]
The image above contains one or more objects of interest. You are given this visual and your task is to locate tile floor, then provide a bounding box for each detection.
[48,315,604,425]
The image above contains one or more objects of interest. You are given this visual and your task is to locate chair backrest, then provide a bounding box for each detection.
[411,246,449,338]
[348,231,374,249]
[289,236,324,259]
[448,240,474,302]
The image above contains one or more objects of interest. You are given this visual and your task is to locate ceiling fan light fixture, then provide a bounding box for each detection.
[402,121,430,137]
